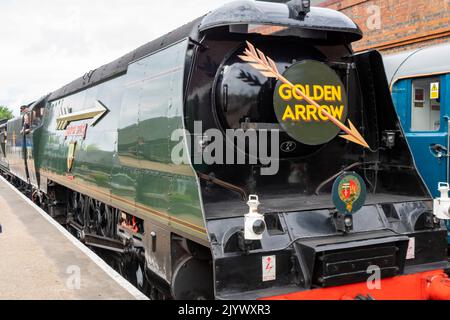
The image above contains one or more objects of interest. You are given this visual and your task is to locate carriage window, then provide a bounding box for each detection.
[411,77,440,131]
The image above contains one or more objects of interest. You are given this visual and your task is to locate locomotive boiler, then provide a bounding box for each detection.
[1,0,449,300]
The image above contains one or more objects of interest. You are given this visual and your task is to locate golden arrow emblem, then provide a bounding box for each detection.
[56,100,108,130]
[238,41,370,149]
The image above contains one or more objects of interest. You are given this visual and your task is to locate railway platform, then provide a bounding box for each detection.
[0,177,148,300]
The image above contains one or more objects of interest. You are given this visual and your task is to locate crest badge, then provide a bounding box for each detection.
[332,172,366,214]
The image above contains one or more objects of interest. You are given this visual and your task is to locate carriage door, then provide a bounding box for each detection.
[26,102,45,188]
[392,75,447,197]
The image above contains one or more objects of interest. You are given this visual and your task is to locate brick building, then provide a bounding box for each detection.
[315,0,450,53]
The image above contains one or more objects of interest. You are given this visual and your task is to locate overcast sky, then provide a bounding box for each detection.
[0,0,233,115]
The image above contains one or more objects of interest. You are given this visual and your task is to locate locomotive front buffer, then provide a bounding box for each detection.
[208,195,450,300]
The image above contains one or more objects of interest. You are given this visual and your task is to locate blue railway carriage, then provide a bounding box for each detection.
[383,43,450,243]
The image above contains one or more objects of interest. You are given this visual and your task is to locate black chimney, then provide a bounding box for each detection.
[287,0,311,19]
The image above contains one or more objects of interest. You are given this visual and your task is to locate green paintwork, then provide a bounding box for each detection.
[32,39,207,243]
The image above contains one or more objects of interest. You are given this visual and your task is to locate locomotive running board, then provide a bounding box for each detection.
[83,233,125,253]
[66,219,126,253]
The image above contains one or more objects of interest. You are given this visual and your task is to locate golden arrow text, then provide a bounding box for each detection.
[238,41,369,149]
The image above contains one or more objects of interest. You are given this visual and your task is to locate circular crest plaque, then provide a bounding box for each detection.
[332,172,367,215]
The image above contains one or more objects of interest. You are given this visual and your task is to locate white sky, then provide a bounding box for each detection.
[0,0,234,115]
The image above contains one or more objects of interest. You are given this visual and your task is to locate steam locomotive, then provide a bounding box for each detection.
[0,0,449,300]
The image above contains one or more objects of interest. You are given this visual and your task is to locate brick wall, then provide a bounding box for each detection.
[319,0,450,53]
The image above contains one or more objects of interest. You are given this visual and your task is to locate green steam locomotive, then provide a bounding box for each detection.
[0,0,449,300]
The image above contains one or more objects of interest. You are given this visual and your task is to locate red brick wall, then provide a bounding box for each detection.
[320,0,450,53]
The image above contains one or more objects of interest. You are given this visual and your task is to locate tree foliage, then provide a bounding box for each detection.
[0,106,14,121]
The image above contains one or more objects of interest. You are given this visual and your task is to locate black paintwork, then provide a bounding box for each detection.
[187,33,429,221]
[188,27,448,298]
[209,202,448,298]
[200,1,362,42]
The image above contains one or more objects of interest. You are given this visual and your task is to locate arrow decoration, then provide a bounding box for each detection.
[56,100,109,130]
[238,41,370,149]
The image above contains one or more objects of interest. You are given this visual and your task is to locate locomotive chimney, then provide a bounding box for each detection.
[260,0,311,19]
[287,0,311,19]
